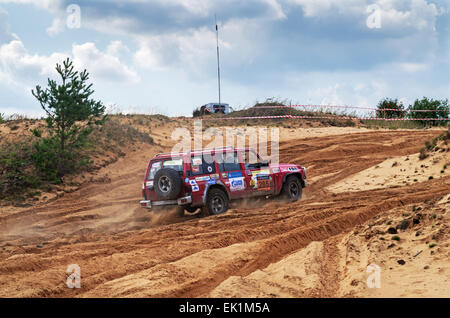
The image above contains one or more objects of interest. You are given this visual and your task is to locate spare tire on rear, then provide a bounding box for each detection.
[154,168,182,200]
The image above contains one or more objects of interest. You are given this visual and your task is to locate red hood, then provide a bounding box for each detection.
[269,163,302,169]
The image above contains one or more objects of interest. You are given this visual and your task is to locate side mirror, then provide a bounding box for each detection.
[261,160,269,167]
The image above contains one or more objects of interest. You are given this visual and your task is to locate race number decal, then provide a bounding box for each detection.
[256,175,271,190]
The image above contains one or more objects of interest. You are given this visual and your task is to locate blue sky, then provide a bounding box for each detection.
[0,0,448,117]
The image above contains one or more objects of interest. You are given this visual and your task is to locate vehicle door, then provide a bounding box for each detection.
[188,153,218,202]
[216,151,246,199]
[240,149,274,196]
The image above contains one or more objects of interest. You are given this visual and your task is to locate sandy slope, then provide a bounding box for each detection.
[0,126,448,298]
[209,195,449,298]
[328,148,449,193]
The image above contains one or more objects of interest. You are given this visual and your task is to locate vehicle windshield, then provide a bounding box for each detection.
[147,158,183,180]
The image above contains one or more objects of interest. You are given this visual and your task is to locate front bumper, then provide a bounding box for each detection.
[140,195,192,209]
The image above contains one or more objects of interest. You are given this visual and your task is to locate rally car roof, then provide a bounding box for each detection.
[153,147,256,159]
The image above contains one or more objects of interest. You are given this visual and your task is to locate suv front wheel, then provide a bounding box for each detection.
[281,175,302,202]
[205,188,229,215]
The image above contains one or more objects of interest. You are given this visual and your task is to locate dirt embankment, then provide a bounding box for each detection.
[0,126,448,298]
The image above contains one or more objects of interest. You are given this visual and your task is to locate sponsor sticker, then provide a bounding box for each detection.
[189,179,199,192]
[229,177,245,191]
[192,166,200,173]
[211,174,219,179]
[227,171,243,178]
[281,166,299,172]
[192,157,202,166]
[146,181,154,187]
[272,168,280,173]
[221,173,228,178]
[195,176,211,182]
[152,161,161,169]
[207,166,213,173]
[207,179,217,185]
[252,169,270,176]
[258,178,271,190]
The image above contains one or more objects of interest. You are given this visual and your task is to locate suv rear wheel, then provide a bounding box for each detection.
[281,175,302,202]
[154,168,182,200]
[205,188,229,215]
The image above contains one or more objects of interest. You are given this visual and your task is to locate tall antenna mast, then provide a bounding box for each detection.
[215,14,221,105]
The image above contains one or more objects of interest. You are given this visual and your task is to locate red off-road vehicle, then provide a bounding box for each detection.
[140,147,307,216]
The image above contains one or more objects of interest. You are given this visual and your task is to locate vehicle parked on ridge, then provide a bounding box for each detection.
[200,103,232,114]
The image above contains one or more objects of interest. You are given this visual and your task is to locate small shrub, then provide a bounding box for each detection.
[192,107,202,117]
[419,148,428,160]
[409,97,449,126]
[0,139,41,200]
[392,236,401,241]
[376,98,406,119]
[31,128,43,138]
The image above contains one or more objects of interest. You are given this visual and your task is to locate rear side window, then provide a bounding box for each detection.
[216,152,241,172]
[147,158,183,180]
[191,154,216,175]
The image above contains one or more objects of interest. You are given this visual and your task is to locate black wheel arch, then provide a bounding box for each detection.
[203,183,230,204]
[282,172,305,188]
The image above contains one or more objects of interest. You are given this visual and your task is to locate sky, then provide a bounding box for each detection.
[0,0,448,118]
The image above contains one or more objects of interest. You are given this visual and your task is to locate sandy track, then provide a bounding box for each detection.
[0,129,448,297]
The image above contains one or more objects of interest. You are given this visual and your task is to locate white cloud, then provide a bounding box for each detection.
[376,0,440,31]
[0,7,14,44]
[165,0,212,16]
[133,26,222,74]
[397,62,428,73]
[263,0,287,20]
[72,42,140,83]
[287,0,363,17]
[107,40,130,57]
[0,39,68,81]
[46,16,65,36]
[317,84,345,106]
[0,39,140,90]
[288,0,443,31]
[0,0,62,10]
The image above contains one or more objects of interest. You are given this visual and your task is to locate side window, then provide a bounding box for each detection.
[217,152,241,172]
[147,158,183,180]
[147,161,162,180]
[191,154,216,175]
